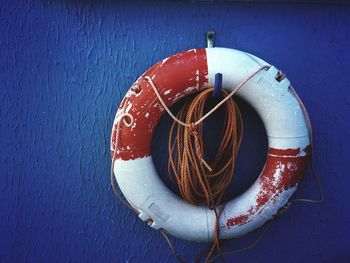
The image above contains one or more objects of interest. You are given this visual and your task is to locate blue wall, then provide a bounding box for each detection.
[1,1,350,262]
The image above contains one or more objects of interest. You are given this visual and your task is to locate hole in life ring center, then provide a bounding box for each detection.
[151,93,268,202]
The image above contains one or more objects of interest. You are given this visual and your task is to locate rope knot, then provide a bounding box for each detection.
[188,123,198,136]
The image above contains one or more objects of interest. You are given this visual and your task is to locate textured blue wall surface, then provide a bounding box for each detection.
[1,1,350,262]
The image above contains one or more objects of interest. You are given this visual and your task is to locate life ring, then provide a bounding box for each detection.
[111,47,310,242]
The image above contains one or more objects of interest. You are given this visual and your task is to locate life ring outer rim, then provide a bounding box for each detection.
[111,47,310,242]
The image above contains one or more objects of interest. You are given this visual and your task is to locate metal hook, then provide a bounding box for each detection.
[207,31,215,48]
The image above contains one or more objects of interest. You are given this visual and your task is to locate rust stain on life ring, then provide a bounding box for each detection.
[111,48,208,160]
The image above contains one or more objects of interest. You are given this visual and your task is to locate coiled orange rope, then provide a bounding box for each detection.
[168,88,243,262]
[168,88,243,207]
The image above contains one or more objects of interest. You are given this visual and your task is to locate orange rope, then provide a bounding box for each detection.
[168,88,244,262]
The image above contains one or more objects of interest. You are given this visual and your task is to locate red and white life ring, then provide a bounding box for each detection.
[111,47,310,242]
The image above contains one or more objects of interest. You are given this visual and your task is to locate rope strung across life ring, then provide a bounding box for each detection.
[110,47,323,263]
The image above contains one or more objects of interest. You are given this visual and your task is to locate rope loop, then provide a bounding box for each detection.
[115,112,134,128]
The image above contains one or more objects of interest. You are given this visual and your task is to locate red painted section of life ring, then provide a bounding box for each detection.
[111,48,208,160]
[226,146,311,228]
